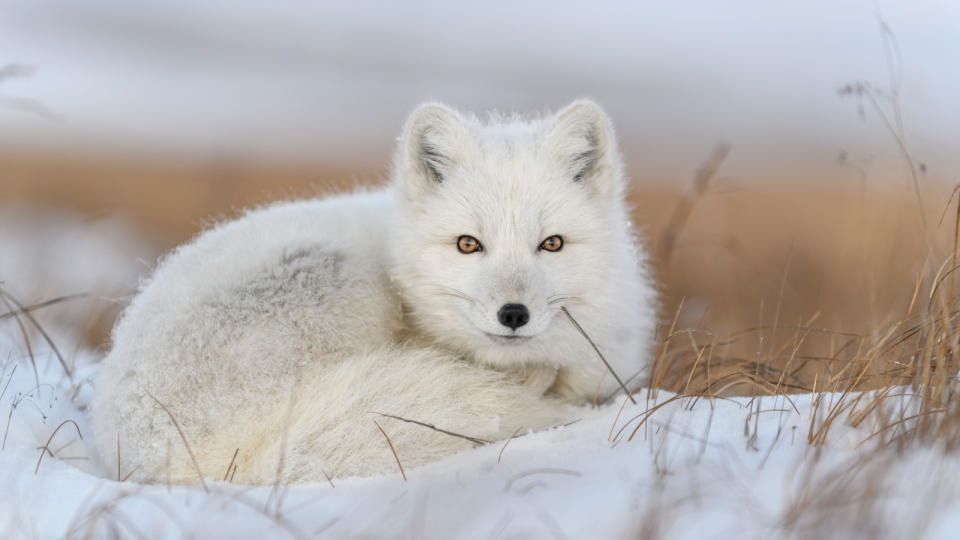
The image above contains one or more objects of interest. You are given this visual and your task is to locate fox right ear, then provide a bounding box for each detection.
[545,99,623,199]
[395,102,472,199]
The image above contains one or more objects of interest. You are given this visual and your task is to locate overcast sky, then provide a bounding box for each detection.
[0,1,957,184]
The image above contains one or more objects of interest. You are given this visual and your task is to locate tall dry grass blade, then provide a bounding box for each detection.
[649,299,688,402]
[373,412,490,445]
[374,421,406,481]
[0,292,89,322]
[0,287,73,381]
[858,409,947,448]
[145,390,208,493]
[561,307,635,404]
[35,419,82,474]
[224,448,239,481]
[936,183,960,229]
[840,83,929,239]
[120,466,140,482]
[608,393,686,443]
[2,398,16,451]
[0,295,39,393]
[927,256,960,313]
[322,470,335,488]
[906,271,925,319]
[948,183,959,318]
[658,142,730,263]
[0,364,15,404]
[608,395,631,442]
[498,426,524,464]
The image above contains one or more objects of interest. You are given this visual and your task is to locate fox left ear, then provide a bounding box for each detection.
[394,101,474,200]
[545,99,623,198]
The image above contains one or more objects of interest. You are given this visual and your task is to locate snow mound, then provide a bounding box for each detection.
[1,327,960,539]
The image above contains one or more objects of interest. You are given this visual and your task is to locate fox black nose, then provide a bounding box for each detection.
[497,303,530,330]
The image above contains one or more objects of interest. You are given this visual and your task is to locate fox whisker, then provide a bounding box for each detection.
[547,294,581,307]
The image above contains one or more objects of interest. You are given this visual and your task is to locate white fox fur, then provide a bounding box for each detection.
[92,100,658,484]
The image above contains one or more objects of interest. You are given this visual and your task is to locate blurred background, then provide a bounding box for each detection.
[0,1,957,364]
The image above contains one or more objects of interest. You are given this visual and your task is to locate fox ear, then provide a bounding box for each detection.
[395,102,471,199]
[545,99,623,197]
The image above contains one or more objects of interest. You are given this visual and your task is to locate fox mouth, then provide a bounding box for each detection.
[484,333,533,345]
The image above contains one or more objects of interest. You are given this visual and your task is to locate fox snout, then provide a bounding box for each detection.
[497,303,530,330]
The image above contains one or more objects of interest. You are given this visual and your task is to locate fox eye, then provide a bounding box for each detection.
[539,235,564,252]
[457,235,483,254]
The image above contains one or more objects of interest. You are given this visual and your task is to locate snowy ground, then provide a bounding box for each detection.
[2,212,959,539]
[2,331,960,540]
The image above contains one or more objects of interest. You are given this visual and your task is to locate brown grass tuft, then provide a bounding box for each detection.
[35,419,82,475]
[374,421,407,481]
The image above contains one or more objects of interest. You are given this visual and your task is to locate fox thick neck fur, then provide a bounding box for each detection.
[91,100,658,485]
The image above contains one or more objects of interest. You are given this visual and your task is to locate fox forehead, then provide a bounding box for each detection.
[414,149,597,241]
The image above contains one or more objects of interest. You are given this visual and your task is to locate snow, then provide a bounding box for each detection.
[2,328,960,539]
[2,212,960,539]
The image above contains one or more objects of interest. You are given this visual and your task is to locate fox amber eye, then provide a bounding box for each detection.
[457,235,483,254]
[539,235,564,252]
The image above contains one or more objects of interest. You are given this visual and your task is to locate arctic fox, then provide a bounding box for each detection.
[92,100,658,484]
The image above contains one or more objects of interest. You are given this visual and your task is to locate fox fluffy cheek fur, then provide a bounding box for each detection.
[91,99,657,485]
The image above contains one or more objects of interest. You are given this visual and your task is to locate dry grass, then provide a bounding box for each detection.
[374,421,407,482]
[1,148,950,349]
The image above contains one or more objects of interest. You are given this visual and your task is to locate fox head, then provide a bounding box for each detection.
[389,100,647,377]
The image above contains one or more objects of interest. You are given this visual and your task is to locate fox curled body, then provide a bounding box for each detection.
[93,100,658,484]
